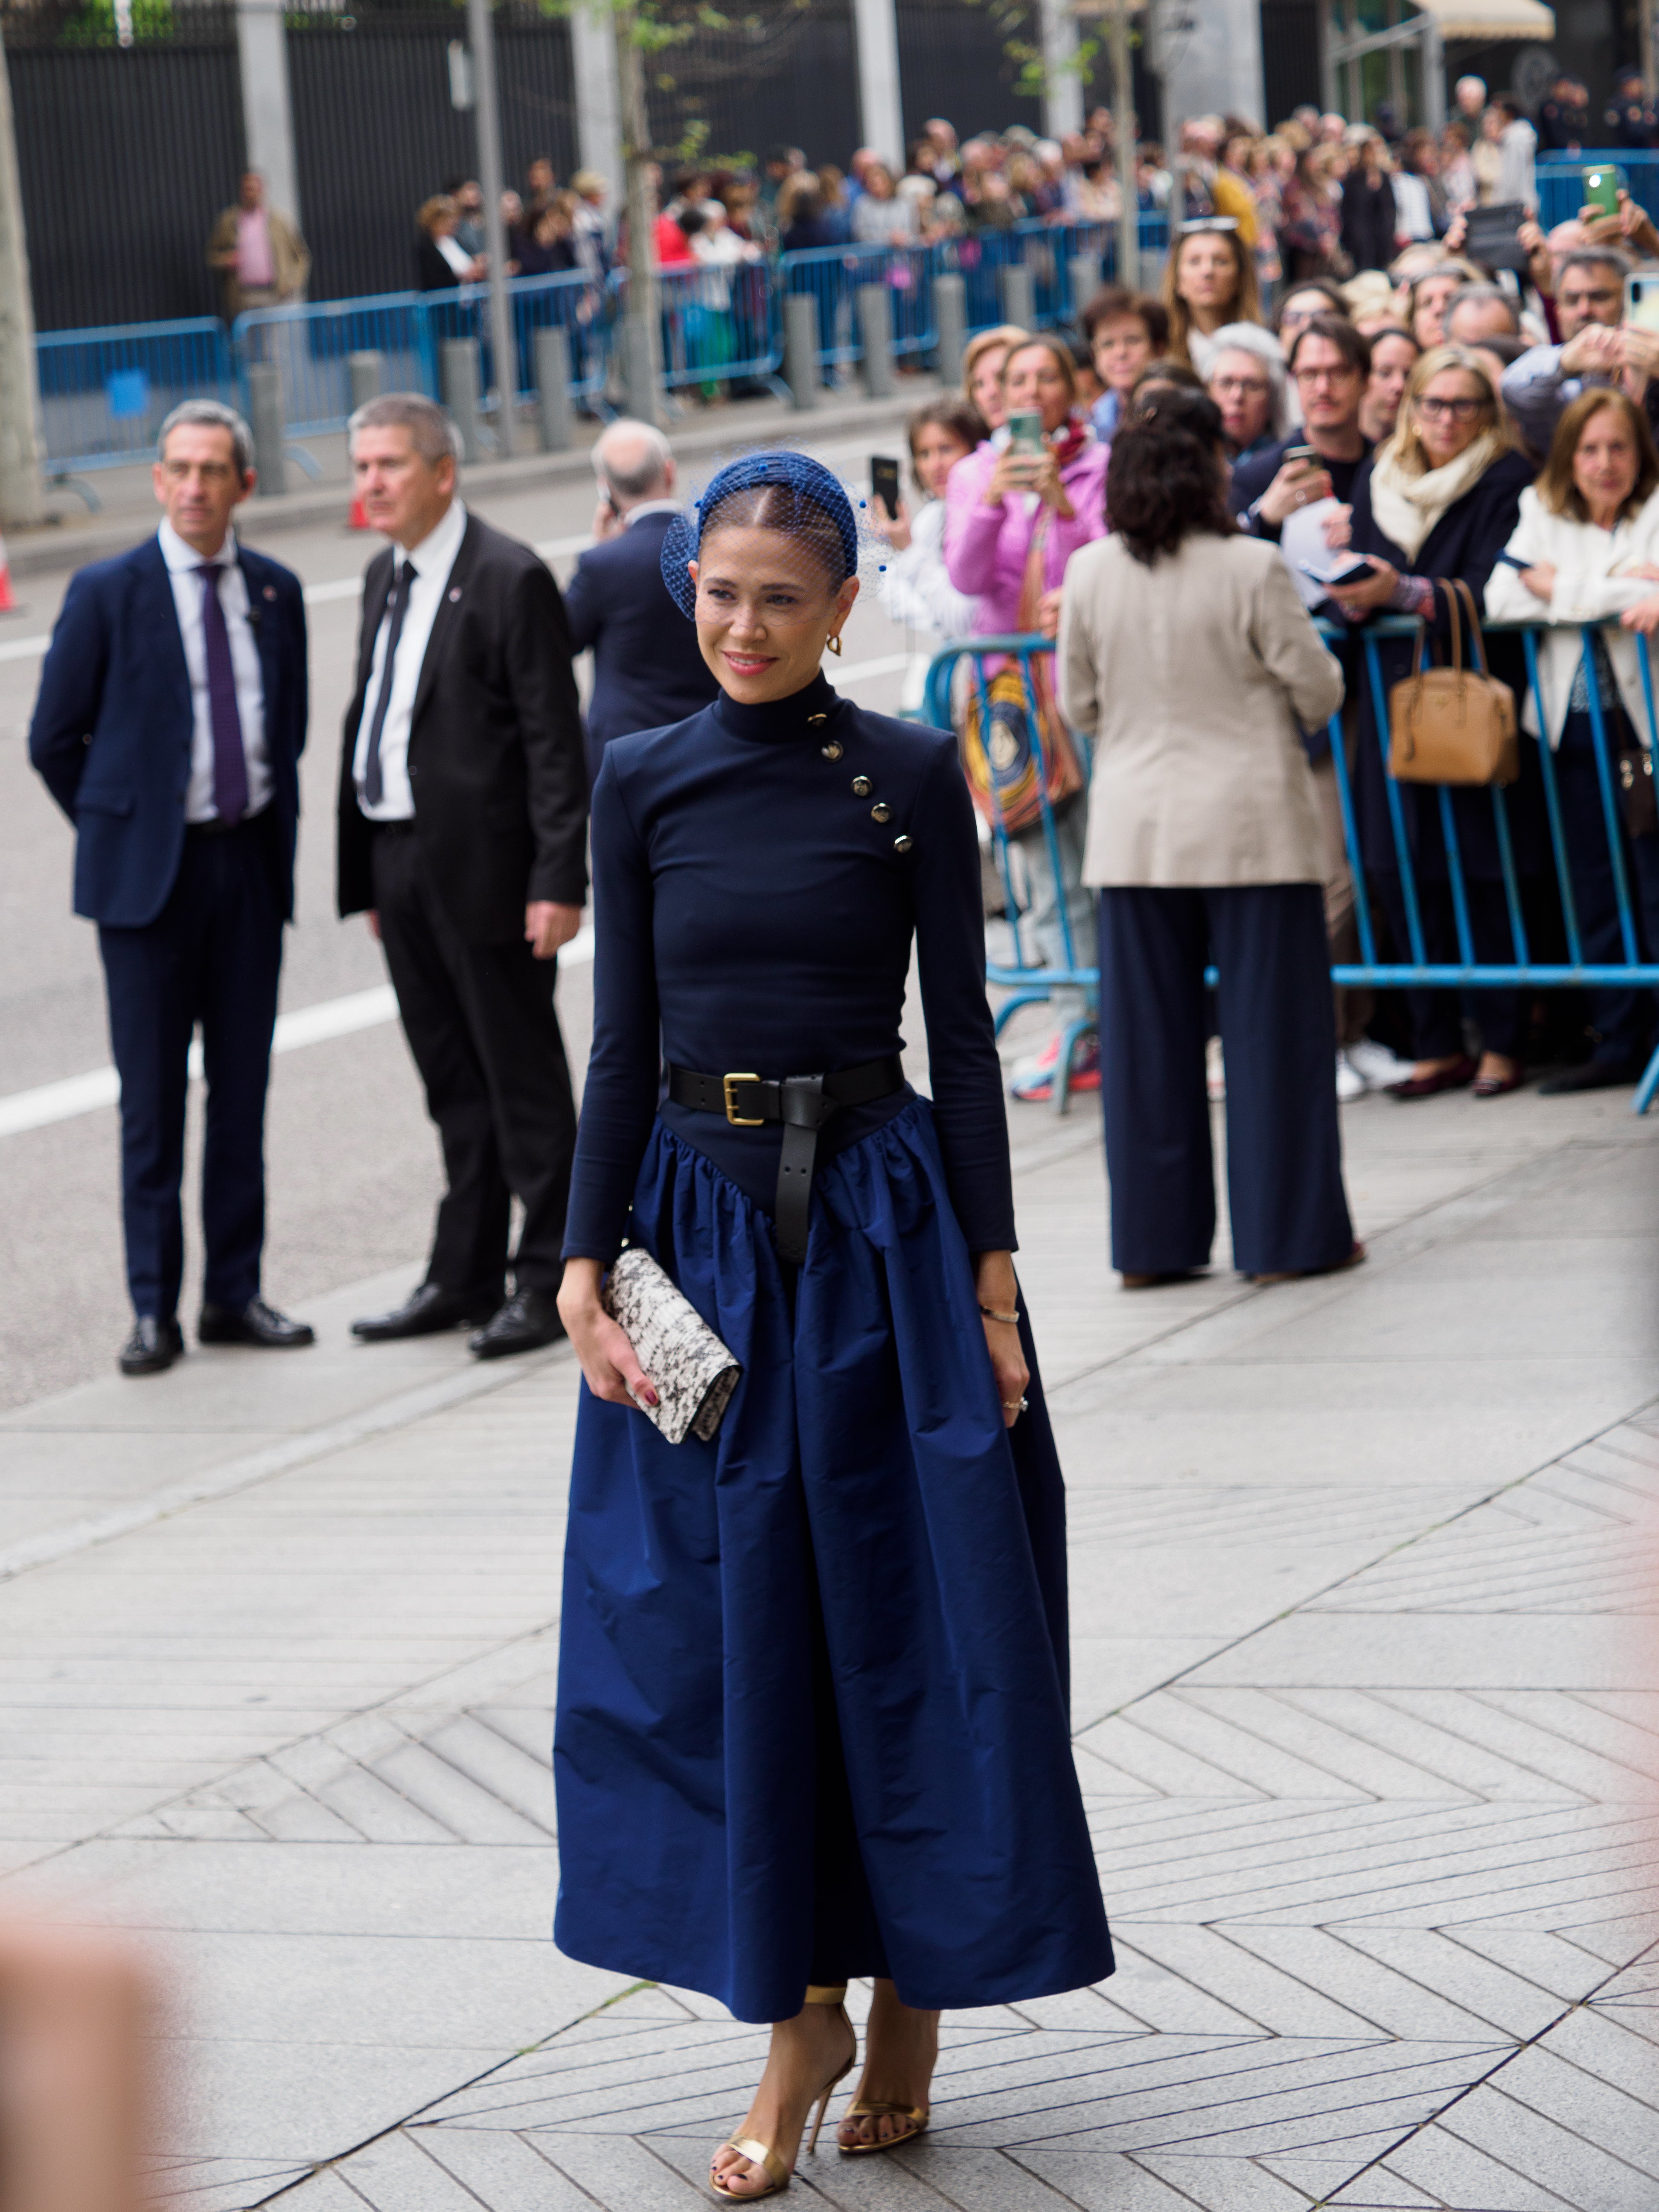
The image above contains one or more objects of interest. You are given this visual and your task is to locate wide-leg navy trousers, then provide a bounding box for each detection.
[1098,882,1354,1278]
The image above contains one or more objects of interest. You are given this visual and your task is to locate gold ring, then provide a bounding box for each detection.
[1002,1397,1029,1412]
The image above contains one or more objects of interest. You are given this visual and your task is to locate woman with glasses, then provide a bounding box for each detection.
[1326,346,1543,1097]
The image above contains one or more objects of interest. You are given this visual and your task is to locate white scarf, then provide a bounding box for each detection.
[1367,428,1507,563]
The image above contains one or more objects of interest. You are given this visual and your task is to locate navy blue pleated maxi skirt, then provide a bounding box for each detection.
[553,1099,1113,2024]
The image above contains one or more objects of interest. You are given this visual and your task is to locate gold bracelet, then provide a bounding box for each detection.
[978,1303,1021,1325]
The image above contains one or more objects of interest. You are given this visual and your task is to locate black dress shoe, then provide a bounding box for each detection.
[197,1296,316,1349]
[119,1315,184,1377]
[468,1286,566,1361]
[1537,1058,1644,1095]
[352,1281,504,1342]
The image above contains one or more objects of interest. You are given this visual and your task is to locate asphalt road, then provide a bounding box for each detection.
[0,433,920,1408]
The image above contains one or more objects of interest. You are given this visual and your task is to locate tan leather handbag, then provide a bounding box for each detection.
[1388,578,1519,787]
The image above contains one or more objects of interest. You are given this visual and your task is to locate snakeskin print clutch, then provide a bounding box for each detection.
[601,1247,742,1446]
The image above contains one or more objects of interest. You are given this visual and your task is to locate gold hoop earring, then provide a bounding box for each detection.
[827,633,844,657]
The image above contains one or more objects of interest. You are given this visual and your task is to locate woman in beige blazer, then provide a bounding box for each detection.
[1057,386,1360,1286]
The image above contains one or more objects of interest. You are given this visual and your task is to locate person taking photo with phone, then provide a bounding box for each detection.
[945,334,1109,1101]
[1231,316,1374,538]
[1502,246,1659,457]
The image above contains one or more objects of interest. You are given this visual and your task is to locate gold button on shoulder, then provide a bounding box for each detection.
[851,774,872,797]
[894,834,914,853]
[871,801,892,823]
[821,740,844,761]
[807,712,827,725]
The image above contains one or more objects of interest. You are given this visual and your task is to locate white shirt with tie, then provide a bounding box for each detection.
[158,518,271,825]
[353,497,469,823]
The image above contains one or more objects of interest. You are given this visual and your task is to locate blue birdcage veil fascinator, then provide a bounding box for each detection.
[660,449,872,619]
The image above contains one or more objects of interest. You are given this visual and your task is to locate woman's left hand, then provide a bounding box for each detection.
[1519,561,1555,602]
[1327,556,1399,615]
[1030,449,1074,519]
[975,1252,1029,1429]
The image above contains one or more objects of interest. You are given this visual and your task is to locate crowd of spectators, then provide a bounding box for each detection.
[847,76,1659,1144]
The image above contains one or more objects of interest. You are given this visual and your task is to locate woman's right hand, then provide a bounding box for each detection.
[871,493,913,552]
[557,1258,659,1409]
[984,451,1041,505]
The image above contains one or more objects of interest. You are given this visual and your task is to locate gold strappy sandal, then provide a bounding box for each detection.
[709,1985,856,2203]
[837,2097,930,2156]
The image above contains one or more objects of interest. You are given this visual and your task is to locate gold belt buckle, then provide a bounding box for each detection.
[723,1072,764,1126]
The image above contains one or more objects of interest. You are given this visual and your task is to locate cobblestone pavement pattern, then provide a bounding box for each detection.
[0,1072,1654,2212]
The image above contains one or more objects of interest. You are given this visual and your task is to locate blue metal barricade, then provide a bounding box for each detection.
[924,621,1659,1115]
[234,291,435,437]
[778,241,934,374]
[507,269,611,406]
[35,317,236,474]
[645,259,785,396]
[1537,151,1659,230]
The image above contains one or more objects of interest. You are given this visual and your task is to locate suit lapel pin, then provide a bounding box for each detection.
[448,586,462,602]
[263,584,277,600]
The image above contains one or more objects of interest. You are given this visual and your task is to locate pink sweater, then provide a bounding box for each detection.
[943,434,1110,638]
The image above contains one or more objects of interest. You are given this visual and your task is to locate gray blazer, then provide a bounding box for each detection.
[1058,530,1345,889]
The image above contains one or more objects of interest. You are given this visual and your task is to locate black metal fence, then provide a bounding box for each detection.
[7,2,244,331]
[288,8,577,305]
[640,0,861,170]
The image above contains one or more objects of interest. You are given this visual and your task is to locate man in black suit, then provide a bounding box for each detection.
[29,400,314,1375]
[339,394,587,1359]
[563,419,718,780]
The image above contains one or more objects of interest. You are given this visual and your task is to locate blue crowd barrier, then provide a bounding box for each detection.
[33,216,1178,472]
[1537,151,1659,231]
[35,316,235,475]
[924,620,1659,1116]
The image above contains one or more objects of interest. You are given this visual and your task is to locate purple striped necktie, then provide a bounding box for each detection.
[195,562,248,826]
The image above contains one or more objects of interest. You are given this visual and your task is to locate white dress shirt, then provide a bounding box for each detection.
[158,518,271,824]
[353,497,468,821]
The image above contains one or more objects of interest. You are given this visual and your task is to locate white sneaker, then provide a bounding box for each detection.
[1206,1036,1225,1103]
[1336,1051,1366,1103]
[1345,1037,1415,1091]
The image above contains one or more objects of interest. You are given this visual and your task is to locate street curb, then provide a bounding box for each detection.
[8,384,940,578]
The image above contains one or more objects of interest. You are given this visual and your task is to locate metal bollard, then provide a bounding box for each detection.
[439,338,483,463]
[346,350,383,416]
[534,326,573,452]
[858,283,894,399]
[934,271,967,387]
[783,293,820,411]
[246,363,286,498]
[1068,253,1102,315]
[1000,260,1034,332]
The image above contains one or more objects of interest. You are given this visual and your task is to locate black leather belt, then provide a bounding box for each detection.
[667,1056,905,1265]
[186,806,269,839]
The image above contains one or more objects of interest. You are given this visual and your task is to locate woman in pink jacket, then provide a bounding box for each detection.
[945,333,1110,1100]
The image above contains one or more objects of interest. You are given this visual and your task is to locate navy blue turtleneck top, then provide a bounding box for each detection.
[562,673,1017,1263]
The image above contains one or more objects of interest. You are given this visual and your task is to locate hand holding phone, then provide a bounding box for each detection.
[870,455,902,517]
[1299,556,1376,591]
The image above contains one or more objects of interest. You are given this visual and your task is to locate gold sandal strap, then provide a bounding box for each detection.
[724,2136,789,2189]
[803,1983,847,2005]
[844,2100,928,2122]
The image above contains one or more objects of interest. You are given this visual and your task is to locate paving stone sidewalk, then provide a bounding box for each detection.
[1,1086,1656,2211]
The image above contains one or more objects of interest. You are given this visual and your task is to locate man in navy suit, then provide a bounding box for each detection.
[29,400,314,1377]
[563,420,718,781]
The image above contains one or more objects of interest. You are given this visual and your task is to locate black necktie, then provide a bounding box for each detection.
[361,557,416,809]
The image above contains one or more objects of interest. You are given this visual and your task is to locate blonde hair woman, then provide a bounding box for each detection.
[1160,223,1262,376]
[960,323,1028,432]
[1330,346,1543,1097]
[1486,387,1659,1091]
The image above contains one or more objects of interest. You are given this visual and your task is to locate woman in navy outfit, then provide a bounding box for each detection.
[554,452,1112,2202]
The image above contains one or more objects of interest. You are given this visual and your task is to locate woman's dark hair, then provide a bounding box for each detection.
[906,397,989,483]
[1273,277,1348,334]
[1107,389,1235,566]
[699,480,850,595]
[1080,285,1170,352]
[1129,358,1205,399]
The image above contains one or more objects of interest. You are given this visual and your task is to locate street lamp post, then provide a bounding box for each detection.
[467,0,517,457]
